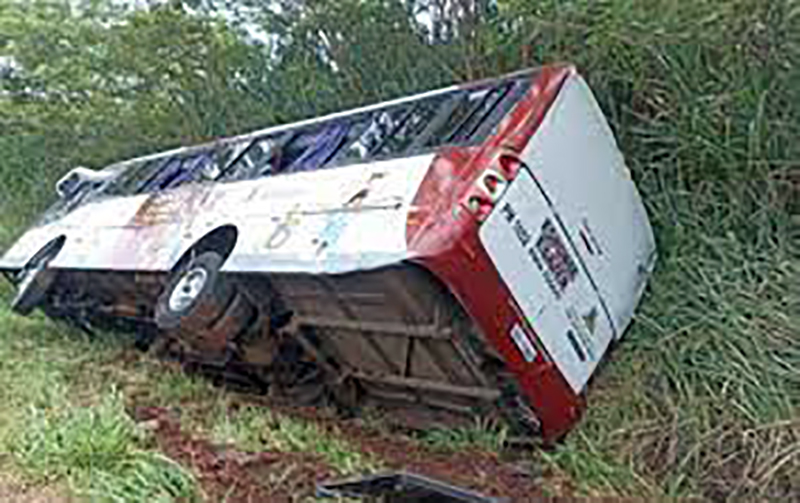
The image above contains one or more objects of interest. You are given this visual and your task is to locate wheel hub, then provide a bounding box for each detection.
[169,267,208,312]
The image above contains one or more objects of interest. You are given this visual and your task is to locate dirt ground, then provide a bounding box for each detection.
[134,401,563,502]
[135,406,329,502]
[0,477,72,503]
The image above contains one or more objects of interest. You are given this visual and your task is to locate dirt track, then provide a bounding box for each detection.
[134,403,560,502]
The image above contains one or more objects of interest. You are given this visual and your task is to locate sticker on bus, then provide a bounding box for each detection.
[510,323,538,363]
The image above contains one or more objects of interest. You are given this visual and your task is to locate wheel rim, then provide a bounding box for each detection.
[169,266,208,312]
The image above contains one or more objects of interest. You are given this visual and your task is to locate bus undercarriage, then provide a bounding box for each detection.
[36,263,541,436]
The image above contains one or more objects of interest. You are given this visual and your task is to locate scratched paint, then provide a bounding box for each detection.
[0,154,435,274]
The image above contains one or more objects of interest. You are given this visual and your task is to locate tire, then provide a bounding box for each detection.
[11,237,65,315]
[154,251,233,331]
[154,250,258,357]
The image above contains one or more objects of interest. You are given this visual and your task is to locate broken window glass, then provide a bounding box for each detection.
[469,78,532,142]
[160,153,216,188]
[218,137,281,182]
[337,106,412,163]
[135,151,219,192]
[103,158,167,196]
[277,121,351,173]
[420,84,513,147]
[445,84,513,143]
[374,96,446,156]
[138,158,184,192]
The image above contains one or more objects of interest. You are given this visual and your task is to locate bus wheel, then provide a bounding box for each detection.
[155,251,234,331]
[11,236,65,315]
[155,250,259,360]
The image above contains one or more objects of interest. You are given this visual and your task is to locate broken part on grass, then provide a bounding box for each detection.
[0,65,656,442]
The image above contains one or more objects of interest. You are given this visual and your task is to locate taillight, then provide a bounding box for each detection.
[461,152,523,222]
[497,153,524,178]
[483,172,502,195]
[479,169,508,202]
[461,191,494,222]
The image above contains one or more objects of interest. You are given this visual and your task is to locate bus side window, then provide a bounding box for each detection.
[102,159,156,196]
[122,158,170,194]
[277,121,351,173]
[218,137,281,182]
[133,151,218,192]
[407,95,461,152]
[217,121,354,182]
[338,107,410,163]
[193,153,221,181]
[420,84,512,147]
[446,83,513,144]
[161,153,216,188]
[469,79,532,142]
[375,96,446,156]
[214,141,250,177]
[138,158,184,193]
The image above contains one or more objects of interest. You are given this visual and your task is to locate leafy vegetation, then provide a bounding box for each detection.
[0,301,198,502]
[0,283,372,501]
[0,0,797,501]
[418,418,509,453]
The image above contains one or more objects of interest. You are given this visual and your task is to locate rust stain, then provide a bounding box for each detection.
[112,184,216,269]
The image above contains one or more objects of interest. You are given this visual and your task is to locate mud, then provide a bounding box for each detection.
[134,406,333,502]
[134,396,560,502]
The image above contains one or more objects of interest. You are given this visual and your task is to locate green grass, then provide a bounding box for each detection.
[417,418,509,453]
[499,0,800,499]
[0,301,375,496]
[8,391,196,503]
[0,291,375,499]
[145,365,221,406]
[0,290,374,499]
[208,404,378,475]
[0,296,198,502]
[121,356,375,476]
[0,286,202,502]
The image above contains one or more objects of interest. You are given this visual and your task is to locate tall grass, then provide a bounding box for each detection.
[0,135,71,249]
[491,0,799,499]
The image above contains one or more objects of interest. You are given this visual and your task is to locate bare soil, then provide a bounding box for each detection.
[135,406,333,502]
[0,479,72,503]
[134,398,563,502]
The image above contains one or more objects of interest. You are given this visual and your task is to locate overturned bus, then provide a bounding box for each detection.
[0,66,656,441]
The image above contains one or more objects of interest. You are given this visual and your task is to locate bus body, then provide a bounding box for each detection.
[0,65,656,440]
